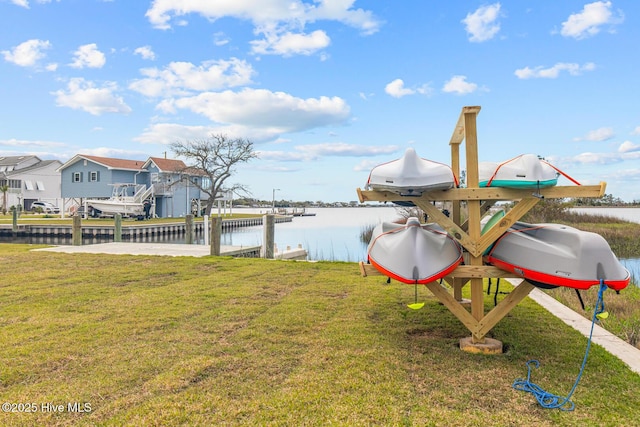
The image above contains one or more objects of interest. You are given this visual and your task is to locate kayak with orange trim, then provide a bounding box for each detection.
[485,222,630,291]
[367,217,463,284]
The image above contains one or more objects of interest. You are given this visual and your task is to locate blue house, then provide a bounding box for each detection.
[58,154,204,218]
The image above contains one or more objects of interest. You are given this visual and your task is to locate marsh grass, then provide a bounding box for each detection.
[0,244,639,426]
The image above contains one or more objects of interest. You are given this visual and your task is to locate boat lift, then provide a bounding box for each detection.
[357,106,607,354]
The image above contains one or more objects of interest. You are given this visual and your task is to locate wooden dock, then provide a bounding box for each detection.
[0,215,293,240]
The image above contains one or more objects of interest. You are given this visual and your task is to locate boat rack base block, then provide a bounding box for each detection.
[459,336,503,354]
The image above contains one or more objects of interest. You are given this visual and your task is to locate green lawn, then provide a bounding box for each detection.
[0,244,639,426]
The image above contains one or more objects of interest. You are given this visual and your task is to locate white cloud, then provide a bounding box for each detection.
[618,141,640,153]
[631,126,640,135]
[8,0,29,7]
[384,79,431,98]
[213,32,230,46]
[134,45,156,60]
[295,142,398,157]
[251,29,330,56]
[514,62,596,79]
[353,159,380,172]
[385,79,414,98]
[0,137,66,149]
[586,127,615,141]
[134,123,219,145]
[8,0,60,7]
[442,75,478,95]
[560,1,624,40]
[161,88,350,135]
[1,39,51,67]
[573,127,615,142]
[145,1,381,57]
[462,3,502,42]
[573,151,620,164]
[255,150,312,162]
[69,43,106,69]
[135,122,303,145]
[52,78,132,115]
[258,143,398,162]
[129,58,255,98]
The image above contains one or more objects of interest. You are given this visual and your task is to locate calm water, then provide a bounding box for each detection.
[219,207,400,262]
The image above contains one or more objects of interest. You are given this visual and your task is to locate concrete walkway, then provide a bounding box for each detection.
[33,242,262,257]
[33,242,307,259]
[509,279,640,376]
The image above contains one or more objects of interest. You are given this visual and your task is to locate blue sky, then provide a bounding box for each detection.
[1,1,639,203]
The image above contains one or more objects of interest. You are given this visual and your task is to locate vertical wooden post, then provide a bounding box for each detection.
[72,214,82,246]
[203,215,209,246]
[114,213,122,242]
[210,216,221,256]
[263,214,275,259]
[449,116,465,302]
[185,214,194,244]
[12,208,18,233]
[463,108,486,342]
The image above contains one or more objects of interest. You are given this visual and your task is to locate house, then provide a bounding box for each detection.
[142,157,205,218]
[0,155,63,211]
[58,154,204,218]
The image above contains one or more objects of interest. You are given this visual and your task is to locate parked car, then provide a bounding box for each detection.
[31,201,60,214]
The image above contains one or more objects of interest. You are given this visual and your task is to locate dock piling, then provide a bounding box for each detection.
[210,216,221,256]
[114,214,122,242]
[72,214,82,246]
[263,214,275,259]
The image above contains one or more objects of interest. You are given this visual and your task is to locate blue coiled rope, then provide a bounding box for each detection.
[512,280,608,411]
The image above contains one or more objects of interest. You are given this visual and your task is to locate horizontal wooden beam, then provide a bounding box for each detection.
[357,182,606,203]
[359,262,517,279]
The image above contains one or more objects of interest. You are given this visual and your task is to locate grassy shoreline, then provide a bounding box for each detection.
[0,244,639,425]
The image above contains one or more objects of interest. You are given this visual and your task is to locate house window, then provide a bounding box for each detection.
[2,179,21,189]
[90,171,99,182]
[73,172,82,182]
[36,181,45,190]
[24,180,34,190]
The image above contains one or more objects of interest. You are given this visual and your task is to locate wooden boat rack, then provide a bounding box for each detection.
[356,106,606,353]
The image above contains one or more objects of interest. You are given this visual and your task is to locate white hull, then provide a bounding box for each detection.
[485,222,629,290]
[367,217,463,284]
[366,147,456,196]
[479,154,559,188]
[85,199,144,215]
[85,183,153,217]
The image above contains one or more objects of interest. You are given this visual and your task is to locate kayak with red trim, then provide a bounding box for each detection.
[478,154,563,189]
[485,222,630,291]
[367,217,463,284]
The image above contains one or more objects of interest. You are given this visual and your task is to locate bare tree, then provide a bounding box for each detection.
[170,134,257,216]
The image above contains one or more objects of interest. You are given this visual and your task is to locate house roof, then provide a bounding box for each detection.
[3,159,62,176]
[0,155,40,167]
[144,157,207,176]
[57,154,206,176]
[58,154,147,172]
[145,157,187,172]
